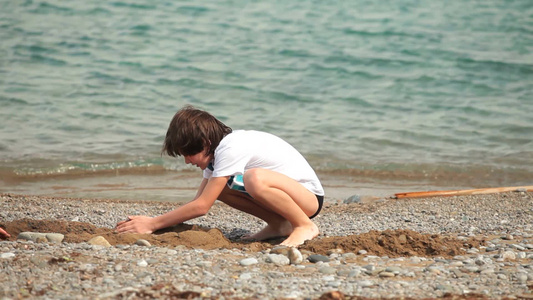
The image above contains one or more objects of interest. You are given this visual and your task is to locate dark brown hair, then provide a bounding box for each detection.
[162,105,232,157]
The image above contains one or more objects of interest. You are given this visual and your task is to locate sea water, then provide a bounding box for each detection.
[1,0,532,201]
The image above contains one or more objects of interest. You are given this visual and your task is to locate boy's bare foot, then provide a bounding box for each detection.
[242,220,293,241]
[280,222,319,247]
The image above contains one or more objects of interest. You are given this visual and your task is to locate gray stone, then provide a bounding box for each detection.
[17,232,46,242]
[357,280,374,288]
[449,261,464,267]
[344,194,361,204]
[348,269,362,278]
[341,253,357,259]
[239,258,258,266]
[326,281,341,288]
[318,266,337,274]
[385,266,403,274]
[266,254,290,266]
[45,233,64,243]
[511,244,525,251]
[363,264,375,271]
[1,252,15,259]
[308,254,329,263]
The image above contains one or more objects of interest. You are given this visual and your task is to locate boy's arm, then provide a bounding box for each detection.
[116,176,228,234]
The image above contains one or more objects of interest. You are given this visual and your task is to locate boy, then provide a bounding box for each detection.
[116,105,324,246]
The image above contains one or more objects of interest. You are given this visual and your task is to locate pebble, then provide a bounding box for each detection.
[239,258,259,266]
[288,247,303,265]
[318,266,337,274]
[308,254,329,263]
[87,236,112,248]
[135,239,151,247]
[45,233,65,243]
[344,194,361,204]
[266,254,290,266]
[137,259,148,267]
[1,252,15,259]
[501,251,516,260]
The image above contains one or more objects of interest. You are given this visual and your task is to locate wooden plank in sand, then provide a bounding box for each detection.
[395,185,533,199]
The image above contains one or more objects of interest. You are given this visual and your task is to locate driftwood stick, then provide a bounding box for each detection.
[394,185,533,199]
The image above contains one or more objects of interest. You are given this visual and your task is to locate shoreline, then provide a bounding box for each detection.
[2,167,525,203]
[1,191,532,299]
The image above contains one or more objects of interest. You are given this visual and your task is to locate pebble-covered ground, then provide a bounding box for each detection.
[0,191,532,299]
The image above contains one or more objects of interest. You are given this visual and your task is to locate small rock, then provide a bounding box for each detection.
[318,266,337,274]
[348,269,361,277]
[137,259,148,267]
[516,273,528,283]
[288,247,303,265]
[18,232,46,242]
[385,266,403,274]
[239,258,259,266]
[357,280,374,288]
[341,253,356,259]
[363,264,375,271]
[114,264,123,272]
[502,234,514,240]
[135,239,151,247]
[379,271,395,277]
[501,251,516,260]
[344,194,361,204]
[449,261,464,267]
[308,254,330,263]
[271,246,290,256]
[1,252,15,259]
[45,233,64,243]
[87,236,112,248]
[511,244,525,251]
[326,281,341,288]
[266,254,290,266]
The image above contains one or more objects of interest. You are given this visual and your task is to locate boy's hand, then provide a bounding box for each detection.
[0,227,10,239]
[115,216,155,234]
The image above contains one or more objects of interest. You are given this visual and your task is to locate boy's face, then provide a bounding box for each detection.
[184,150,211,170]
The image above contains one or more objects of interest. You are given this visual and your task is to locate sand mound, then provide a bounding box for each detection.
[0,219,482,258]
[302,229,483,257]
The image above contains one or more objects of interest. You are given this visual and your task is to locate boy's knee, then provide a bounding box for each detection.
[243,168,265,190]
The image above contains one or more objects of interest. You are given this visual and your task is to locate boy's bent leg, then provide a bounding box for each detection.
[217,187,293,239]
[243,168,320,246]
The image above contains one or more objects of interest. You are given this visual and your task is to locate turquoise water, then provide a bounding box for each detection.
[1,0,532,200]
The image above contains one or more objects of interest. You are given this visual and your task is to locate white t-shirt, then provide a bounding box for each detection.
[203,130,324,196]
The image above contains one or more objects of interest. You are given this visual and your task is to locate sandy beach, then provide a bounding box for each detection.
[1,191,532,299]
